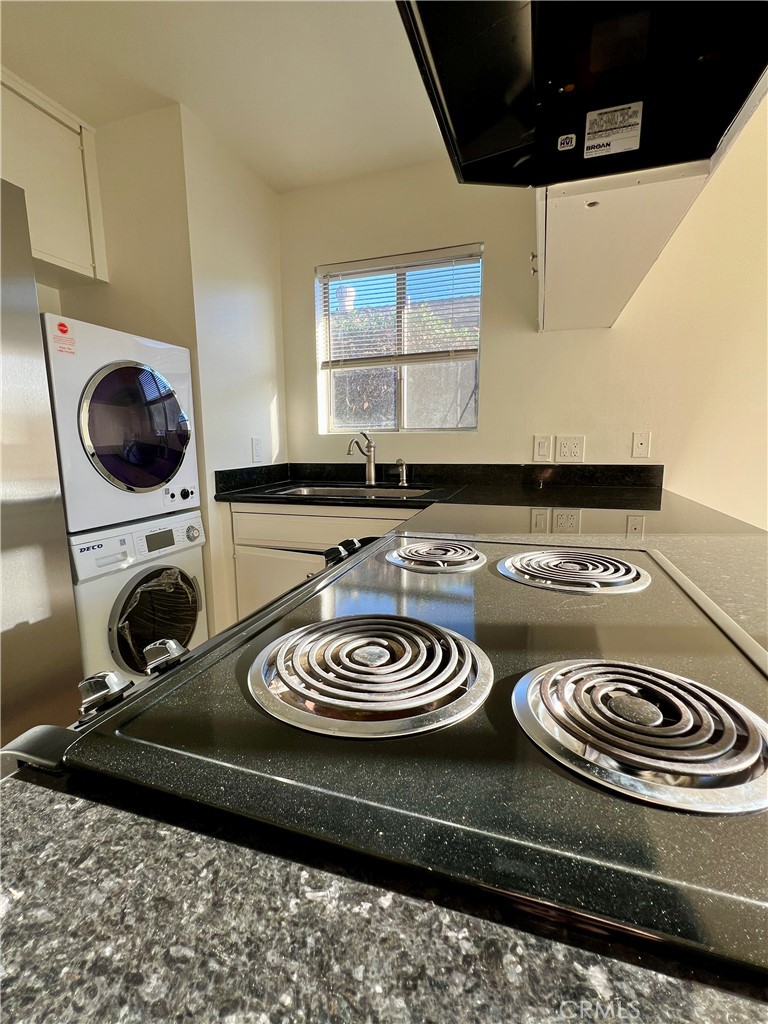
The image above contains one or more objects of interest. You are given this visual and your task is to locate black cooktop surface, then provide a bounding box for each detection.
[63,539,768,971]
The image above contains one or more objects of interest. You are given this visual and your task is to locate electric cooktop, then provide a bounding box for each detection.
[7,535,768,973]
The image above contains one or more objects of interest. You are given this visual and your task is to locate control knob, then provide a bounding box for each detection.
[186,525,200,541]
[180,488,191,500]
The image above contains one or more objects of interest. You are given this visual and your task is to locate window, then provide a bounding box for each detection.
[316,243,482,432]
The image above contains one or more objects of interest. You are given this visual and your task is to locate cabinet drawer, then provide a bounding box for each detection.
[233,512,400,550]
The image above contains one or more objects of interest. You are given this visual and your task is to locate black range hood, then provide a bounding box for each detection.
[397,1,767,188]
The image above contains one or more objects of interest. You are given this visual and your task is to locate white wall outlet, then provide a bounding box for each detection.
[552,508,581,534]
[251,436,263,463]
[532,435,553,462]
[626,515,645,538]
[632,431,651,458]
[530,507,551,533]
[555,435,585,463]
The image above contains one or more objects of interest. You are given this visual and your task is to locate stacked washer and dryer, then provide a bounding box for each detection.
[43,315,208,682]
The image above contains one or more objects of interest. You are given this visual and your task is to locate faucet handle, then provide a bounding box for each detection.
[360,431,375,448]
[395,457,408,486]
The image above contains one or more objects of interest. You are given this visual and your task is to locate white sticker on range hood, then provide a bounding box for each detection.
[584,102,643,159]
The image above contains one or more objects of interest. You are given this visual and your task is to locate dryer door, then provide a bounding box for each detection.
[109,565,201,674]
[80,361,191,492]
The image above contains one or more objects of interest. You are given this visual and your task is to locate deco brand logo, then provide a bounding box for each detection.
[79,544,104,553]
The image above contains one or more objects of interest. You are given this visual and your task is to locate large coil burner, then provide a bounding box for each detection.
[248,614,494,738]
[513,660,768,813]
[386,540,487,573]
[497,549,651,594]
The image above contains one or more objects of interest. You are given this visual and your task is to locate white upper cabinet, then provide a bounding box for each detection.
[534,71,767,333]
[1,69,108,285]
[535,162,709,332]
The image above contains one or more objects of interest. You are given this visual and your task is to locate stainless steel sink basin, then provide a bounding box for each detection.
[273,485,431,499]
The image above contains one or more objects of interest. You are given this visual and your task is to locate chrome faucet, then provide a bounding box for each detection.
[395,458,408,487]
[346,431,376,485]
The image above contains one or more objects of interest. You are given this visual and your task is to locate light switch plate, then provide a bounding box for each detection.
[533,435,553,462]
[530,508,551,533]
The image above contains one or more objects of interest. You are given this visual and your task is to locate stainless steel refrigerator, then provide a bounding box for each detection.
[1,178,83,744]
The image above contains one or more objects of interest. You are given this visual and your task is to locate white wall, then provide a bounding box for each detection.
[613,100,767,529]
[180,106,286,629]
[35,283,61,314]
[59,103,286,630]
[279,100,767,528]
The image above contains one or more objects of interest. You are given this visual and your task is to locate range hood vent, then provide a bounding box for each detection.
[398,1,767,188]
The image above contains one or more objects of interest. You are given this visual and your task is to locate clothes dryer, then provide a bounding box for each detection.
[43,315,200,533]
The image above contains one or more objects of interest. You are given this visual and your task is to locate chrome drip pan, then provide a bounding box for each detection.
[248,614,494,738]
[386,540,487,574]
[513,659,768,813]
[497,549,651,594]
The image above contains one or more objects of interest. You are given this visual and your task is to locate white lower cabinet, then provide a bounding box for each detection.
[232,503,418,620]
[235,545,326,619]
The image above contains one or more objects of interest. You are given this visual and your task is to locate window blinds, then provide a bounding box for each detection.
[316,243,483,370]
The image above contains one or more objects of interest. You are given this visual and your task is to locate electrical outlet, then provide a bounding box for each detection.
[251,436,263,463]
[532,435,553,462]
[626,515,645,538]
[555,435,585,463]
[632,431,651,458]
[552,509,581,534]
[530,508,551,533]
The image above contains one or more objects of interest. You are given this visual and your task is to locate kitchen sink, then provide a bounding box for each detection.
[272,485,431,499]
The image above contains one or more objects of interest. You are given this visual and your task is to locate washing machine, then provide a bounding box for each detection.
[42,314,200,534]
[70,511,208,681]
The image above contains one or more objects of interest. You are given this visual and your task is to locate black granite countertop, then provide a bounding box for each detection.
[3,770,767,1024]
[214,462,667,511]
[215,461,767,648]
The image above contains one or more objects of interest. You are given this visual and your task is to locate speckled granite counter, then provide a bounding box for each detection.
[2,777,767,1024]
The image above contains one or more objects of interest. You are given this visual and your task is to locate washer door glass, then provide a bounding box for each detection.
[110,566,200,673]
[80,361,191,492]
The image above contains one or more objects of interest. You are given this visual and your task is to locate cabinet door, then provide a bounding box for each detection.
[235,546,326,619]
[1,87,93,276]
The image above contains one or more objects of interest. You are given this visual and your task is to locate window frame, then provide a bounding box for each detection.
[315,243,483,434]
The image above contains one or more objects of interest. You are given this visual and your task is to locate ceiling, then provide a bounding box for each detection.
[0,1,446,193]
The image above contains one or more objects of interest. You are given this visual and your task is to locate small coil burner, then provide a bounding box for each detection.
[497,549,650,594]
[248,614,494,738]
[513,660,768,813]
[386,540,487,573]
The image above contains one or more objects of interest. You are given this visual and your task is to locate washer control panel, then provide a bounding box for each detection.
[71,512,205,583]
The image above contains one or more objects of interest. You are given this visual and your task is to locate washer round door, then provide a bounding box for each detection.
[80,361,191,492]
[109,565,201,674]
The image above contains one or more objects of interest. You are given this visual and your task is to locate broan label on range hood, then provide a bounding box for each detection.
[398,0,768,189]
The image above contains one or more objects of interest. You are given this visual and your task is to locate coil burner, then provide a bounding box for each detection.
[497,549,650,594]
[513,660,768,813]
[386,540,487,573]
[248,614,494,738]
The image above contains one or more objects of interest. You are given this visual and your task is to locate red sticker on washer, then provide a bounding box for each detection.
[57,322,69,335]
